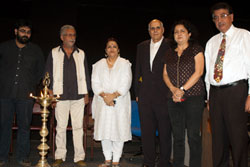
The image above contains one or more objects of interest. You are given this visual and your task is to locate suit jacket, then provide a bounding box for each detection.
[134,38,170,104]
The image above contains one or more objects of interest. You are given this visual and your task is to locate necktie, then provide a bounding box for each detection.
[214,34,226,83]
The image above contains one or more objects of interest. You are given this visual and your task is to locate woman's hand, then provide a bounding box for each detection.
[171,87,184,103]
[101,93,115,106]
[163,64,184,103]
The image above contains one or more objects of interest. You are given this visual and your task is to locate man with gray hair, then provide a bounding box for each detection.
[45,25,91,167]
[134,19,172,167]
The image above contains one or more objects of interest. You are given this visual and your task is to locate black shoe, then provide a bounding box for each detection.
[74,160,86,167]
[18,159,31,167]
[52,159,63,167]
[0,161,6,167]
[112,164,120,167]
[142,165,149,167]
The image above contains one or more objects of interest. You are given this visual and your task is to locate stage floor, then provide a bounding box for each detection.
[7,133,143,167]
[5,132,250,167]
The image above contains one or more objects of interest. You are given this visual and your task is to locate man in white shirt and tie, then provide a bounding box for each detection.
[205,2,250,167]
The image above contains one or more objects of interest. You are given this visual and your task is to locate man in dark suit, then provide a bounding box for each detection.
[134,19,172,167]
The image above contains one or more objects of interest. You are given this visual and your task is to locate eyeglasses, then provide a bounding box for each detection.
[149,26,161,31]
[63,34,76,37]
[212,13,231,21]
[18,29,31,35]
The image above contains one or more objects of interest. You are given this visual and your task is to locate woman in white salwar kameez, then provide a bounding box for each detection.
[91,38,132,167]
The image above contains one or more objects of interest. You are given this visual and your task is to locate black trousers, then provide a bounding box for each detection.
[138,96,172,167]
[168,96,204,167]
[0,98,34,162]
[209,82,248,167]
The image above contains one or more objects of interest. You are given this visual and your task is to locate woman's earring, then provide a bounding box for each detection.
[105,54,108,57]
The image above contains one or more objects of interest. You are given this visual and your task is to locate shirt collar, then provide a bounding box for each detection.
[150,36,164,46]
[14,39,30,49]
[58,45,79,53]
[221,24,235,38]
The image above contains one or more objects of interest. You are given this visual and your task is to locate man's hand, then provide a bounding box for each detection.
[206,100,209,111]
[84,94,89,105]
[48,89,57,109]
[245,96,250,113]
[51,102,57,109]
[48,89,53,97]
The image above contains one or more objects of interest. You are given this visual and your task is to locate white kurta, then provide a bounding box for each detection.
[91,57,132,142]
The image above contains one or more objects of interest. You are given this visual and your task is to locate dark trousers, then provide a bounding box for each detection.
[209,83,248,167]
[168,96,204,167]
[0,98,34,162]
[138,96,172,167]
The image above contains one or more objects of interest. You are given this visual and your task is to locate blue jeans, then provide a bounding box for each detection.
[0,98,34,162]
[168,96,204,167]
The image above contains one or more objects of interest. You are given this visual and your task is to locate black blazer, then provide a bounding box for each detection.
[134,38,170,103]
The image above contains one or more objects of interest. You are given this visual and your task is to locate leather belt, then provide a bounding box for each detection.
[210,79,247,89]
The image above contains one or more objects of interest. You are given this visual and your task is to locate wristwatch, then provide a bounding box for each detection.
[180,86,186,92]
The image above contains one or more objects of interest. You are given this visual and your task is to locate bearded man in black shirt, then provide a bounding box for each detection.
[0,19,45,167]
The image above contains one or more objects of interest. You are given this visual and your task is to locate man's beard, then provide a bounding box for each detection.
[16,34,30,44]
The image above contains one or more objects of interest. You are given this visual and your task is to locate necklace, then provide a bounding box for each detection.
[106,58,115,67]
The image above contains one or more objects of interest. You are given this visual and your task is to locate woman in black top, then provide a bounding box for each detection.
[163,20,205,167]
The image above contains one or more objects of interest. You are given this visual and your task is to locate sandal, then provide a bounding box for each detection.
[98,161,112,167]
[112,163,120,167]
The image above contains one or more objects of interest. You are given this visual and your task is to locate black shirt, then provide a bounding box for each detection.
[0,40,45,99]
[164,43,205,97]
[45,46,91,100]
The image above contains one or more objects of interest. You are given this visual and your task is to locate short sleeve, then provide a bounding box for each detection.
[192,44,204,56]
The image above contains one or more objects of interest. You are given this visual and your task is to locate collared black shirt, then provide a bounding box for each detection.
[45,46,91,100]
[0,40,45,99]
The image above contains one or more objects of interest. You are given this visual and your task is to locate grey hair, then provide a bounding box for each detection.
[148,19,164,30]
[60,25,75,36]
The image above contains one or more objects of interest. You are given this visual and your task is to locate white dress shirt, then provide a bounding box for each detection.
[150,37,164,71]
[205,25,250,99]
